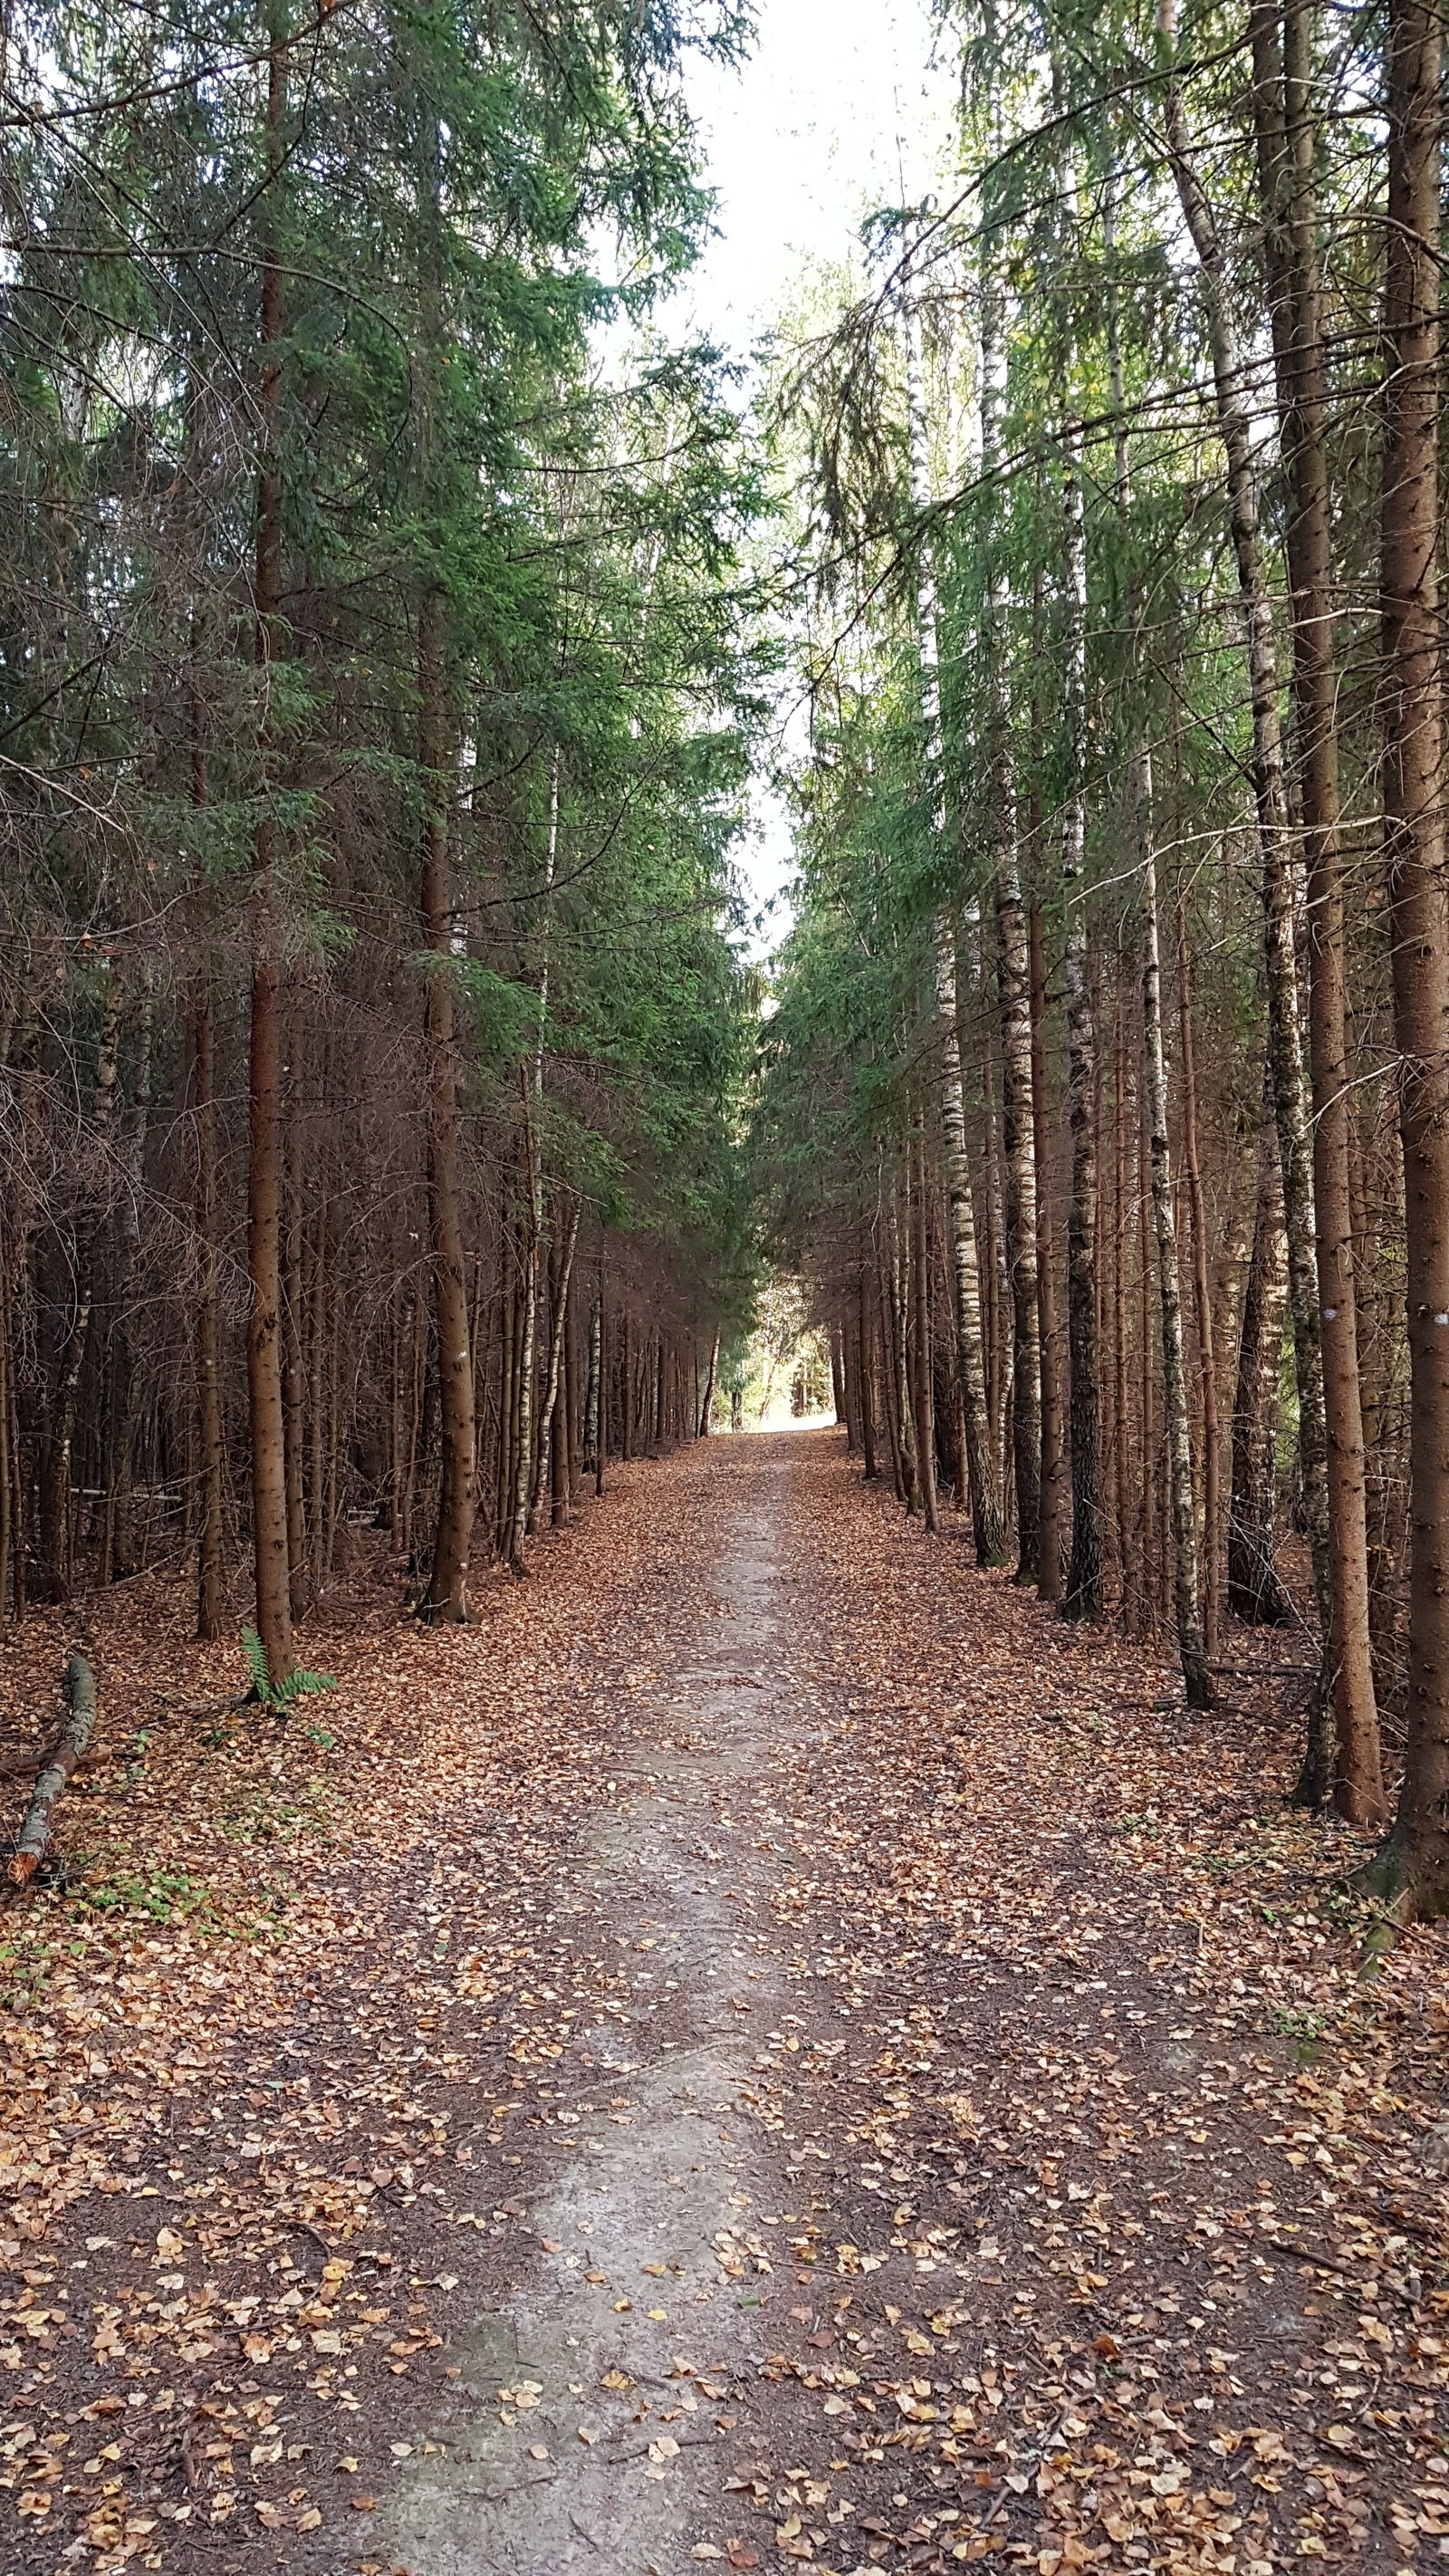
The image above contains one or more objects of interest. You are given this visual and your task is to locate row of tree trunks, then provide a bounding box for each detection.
[799,10,1445,1906]
[820,880,1339,1677]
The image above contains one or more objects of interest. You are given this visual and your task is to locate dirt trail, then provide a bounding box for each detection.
[4,1429,1447,2576]
[381,1453,808,2573]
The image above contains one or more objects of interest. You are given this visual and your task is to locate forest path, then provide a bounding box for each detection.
[4,1431,1445,2576]
[370,1431,1444,2576]
[379,1443,810,2573]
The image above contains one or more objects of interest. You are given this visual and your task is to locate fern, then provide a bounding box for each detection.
[240,1626,336,1716]
[273,1665,336,1711]
[241,1625,271,1700]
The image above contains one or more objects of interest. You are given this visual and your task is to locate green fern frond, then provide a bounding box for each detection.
[240,1629,335,1715]
[240,1626,272,1701]
[274,1666,336,1709]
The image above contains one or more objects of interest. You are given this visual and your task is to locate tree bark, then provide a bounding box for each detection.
[584,1282,601,1471]
[858,1270,878,1483]
[1229,1068,1296,1626]
[1251,0,1385,1825]
[282,1007,308,1618]
[39,984,121,1601]
[551,1248,571,1528]
[1061,426,1101,1621]
[593,1270,607,1496]
[245,18,295,1693]
[104,955,155,1581]
[194,967,226,1641]
[1029,901,1064,1602]
[1175,906,1221,1675]
[996,857,1040,1580]
[1159,0,1333,1745]
[1137,1084,1159,1635]
[1141,847,1209,1703]
[1363,0,1449,1911]
[887,1178,922,1514]
[904,300,1003,1562]
[531,1194,578,1533]
[417,588,475,1619]
[699,1330,719,1436]
[911,1125,938,1533]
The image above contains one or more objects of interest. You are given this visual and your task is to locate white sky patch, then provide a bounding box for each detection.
[671,0,959,961]
[680,0,956,364]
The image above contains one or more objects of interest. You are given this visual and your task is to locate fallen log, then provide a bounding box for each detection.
[7,1654,96,1886]
[0,1748,53,1782]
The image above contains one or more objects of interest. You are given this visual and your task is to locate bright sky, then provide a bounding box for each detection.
[671,0,960,959]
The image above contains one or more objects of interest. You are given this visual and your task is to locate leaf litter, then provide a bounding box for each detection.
[0,1429,1446,2574]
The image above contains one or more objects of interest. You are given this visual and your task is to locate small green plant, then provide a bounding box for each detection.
[241,1626,336,1716]
[1270,2004,1329,2043]
[77,1864,221,1931]
[221,1780,335,1847]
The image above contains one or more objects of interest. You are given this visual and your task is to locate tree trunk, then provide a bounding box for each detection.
[858,1272,878,1482]
[247,929,293,1683]
[282,1013,308,1619]
[551,1252,571,1529]
[0,1256,13,1628]
[1061,426,1101,1621]
[911,1127,938,1533]
[1110,972,1132,1628]
[105,956,155,1581]
[531,1195,578,1533]
[874,1211,907,1505]
[1363,0,1449,1911]
[1160,0,1333,1744]
[887,1180,922,1514]
[621,1310,634,1462]
[980,994,1006,1487]
[194,969,226,1641]
[245,21,295,1694]
[996,855,1040,1580]
[1229,1068,1296,1625]
[1141,843,1209,1703]
[584,1283,601,1470]
[564,1282,581,1500]
[904,303,1003,1562]
[417,588,475,1619]
[38,985,121,1601]
[493,1255,514,1558]
[593,1273,607,1497]
[1137,1085,1159,1635]
[1251,0,1385,1825]
[1175,906,1222,1675]
[1030,901,1064,1603]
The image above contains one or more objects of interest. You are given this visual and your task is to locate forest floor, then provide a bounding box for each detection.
[2,1431,1449,2576]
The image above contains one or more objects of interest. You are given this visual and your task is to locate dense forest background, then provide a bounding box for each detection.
[6,0,1449,1918]
[0,0,767,1695]
[753,0,1449,1918]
